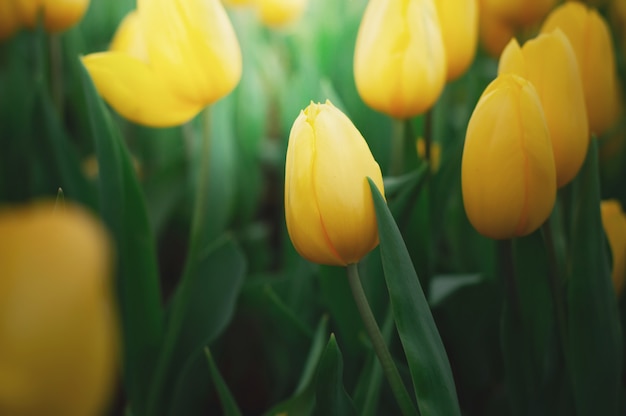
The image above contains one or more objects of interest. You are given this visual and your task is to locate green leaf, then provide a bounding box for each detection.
[79,60,164,416]
[206,348,243,416]
[150,236,247,416]
[368,177,461,416]
[567,140,623,416]
[311,334,358,416]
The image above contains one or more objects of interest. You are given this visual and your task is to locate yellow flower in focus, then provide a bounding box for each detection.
[541,2,620,136]
[482,0,557,27]
[17,0,90,33]
[0,202,117,416]
[601,200,626,296]
[499,30,588,188]
[284,100,385,266]
[462,74,556,239]
[82,0,242,127]
[434,0,479,81]
[354,0,447,118]
[256,0,308,26]
[416,137,441,172]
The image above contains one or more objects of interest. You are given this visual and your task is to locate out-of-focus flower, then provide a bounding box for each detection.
[222,0,254,5]
[0,202,117,416]
[542,2,620,136]
[601,200,626,296]
[83,0,242,127]
[284,100,385,266]
[255,0,308,26]
[478,5,515,58]
[462,74,556,239]
[416,137,441,172]
[499,30,588,188]
[482,0,557,27]
[0,1,21,40]
[17,0,90,32]
[434,0,478,81]
[611,0,626,58]
[354,0,446,118]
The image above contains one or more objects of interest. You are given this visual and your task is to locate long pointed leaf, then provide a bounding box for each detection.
[368,177,461,416]
[206,348,243,416]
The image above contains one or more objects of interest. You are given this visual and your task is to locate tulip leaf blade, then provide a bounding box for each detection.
[367,177,461,416]
[205,348,243,416]
[567,140,623,416]
[79,59,164,416]
[311,334,358,416]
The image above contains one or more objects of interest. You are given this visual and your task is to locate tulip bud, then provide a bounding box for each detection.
[462,74,556,239]
[478,5,515,58]
[482,0,557,27]
[434,0,479,81]
[0,203,117,416]
[284,100,385,266]
[17,0,90,33]
[83,0,242,127]
[541,2,620,136]
[354,0,447,118]
[499,30,588,188]
[601,200,626,296]
[256,0,308,26]
[0,1,21,40]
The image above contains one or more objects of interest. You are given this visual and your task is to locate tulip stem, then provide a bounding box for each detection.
[49,34,64,120]
[346,263,418,416]
[189,106,212,254]
[390,119,406,176]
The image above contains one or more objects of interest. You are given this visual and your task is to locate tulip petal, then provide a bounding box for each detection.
[312,103,384,264]
[285,111,345,266]
[109,10,148,62]
[139,0,242,106]
[82,52,202,127]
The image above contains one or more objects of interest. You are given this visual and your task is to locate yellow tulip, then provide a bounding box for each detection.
[222,0,254,5]
[601,200,626,296]
[0,202,117,416]
[478,6,515,58]
[482,0,557,27]
[83,0,242,127]
[416,137,441,173]
[0,1,21,40]
[256,0,308,26]
[462,74,556,239]
[17,0,90,33]
[354,0,447,118]
[434,0,478,81]
[499,30,588,188]
[541,2,620,136]
[284,100,385,266]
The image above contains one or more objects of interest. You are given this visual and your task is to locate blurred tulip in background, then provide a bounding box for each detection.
[255,0,308,26]
[601,200,626,296]
[435,0,478,81]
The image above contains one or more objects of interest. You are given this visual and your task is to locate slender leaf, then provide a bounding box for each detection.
[311,334,358,416]
[79,60,164,416]
[567,140,623,416]
[206,348,243,416]
[368,177,461,416]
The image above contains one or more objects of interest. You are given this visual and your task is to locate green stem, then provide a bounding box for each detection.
[189,106,212,254]
[346,263,417,416]
[390,118,405,176]
[48,34,64,120]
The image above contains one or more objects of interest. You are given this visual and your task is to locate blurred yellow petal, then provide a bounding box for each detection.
[482,0,557,27]
[499,30,589,187]
[601,200,626,296]
[462,74,556,239]
[0,202,117,416]
[435,0,479,81]
[18,0,90,32]
[140,0,242,106]
[478,3,515,58]
[82,52,202,127]
[0,0,21,40]
[354,0,447,118]
[542,2,620,135]
[256,0,308,26]
[109,10,148,62]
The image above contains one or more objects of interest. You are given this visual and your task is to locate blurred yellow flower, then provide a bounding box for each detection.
[222,0,254,5]
[354,0,446,118]
[482,0,557,27]
[601,200,626,296]
[0,202,117,416]
[284,100,385,266]
[499,30,588,188]
[83,0,242,127]
[434,0,479,81]
[256,0,308,26]
[541,2,620,136]
[17,0,90,32]
[416,137,441,172]
[0,1,21,40]
[462,74,556,239]
[478,4,515,58]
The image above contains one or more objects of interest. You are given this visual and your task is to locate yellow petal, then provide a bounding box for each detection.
[354,0,447,118]
[601,200,626,296]
[500,30,589,187]
[0,202,117,416]
[482,0,557,27]
[462,74,556,239]
[434,0,478,81]
[0,0,21,40]
[82,52,203,127]
[18,0,89,32]
[478,4,515,58]
[139,0,242,106]
[542,2,620,135]
[109,10,149,62]
[256,0,308,26]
